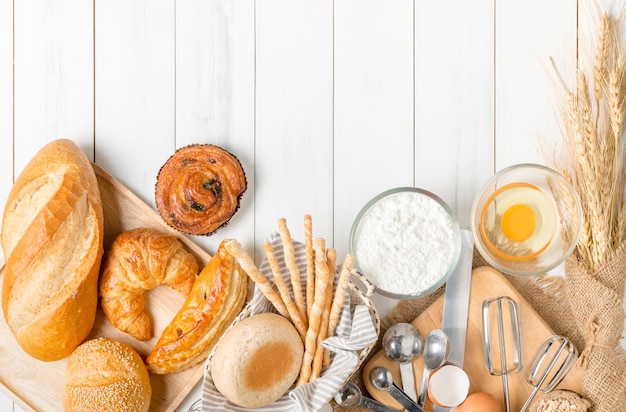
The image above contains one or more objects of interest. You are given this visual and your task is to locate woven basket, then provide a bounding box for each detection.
[206,277,380,376]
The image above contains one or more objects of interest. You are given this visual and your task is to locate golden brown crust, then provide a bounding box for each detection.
[262,241,307,340]
[99,228,199,341]
[224,238,291,319]
[64,337,151,412]
[154,144,247,236]
[145,239,248,374]
[1,139,104,361]
[297,239,331,386]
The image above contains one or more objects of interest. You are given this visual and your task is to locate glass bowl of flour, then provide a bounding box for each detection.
[349,187,461,299]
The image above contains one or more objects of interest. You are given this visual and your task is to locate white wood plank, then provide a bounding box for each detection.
[0,0,13,241]
[334,0,415,260]
[494,0,575,280]
[414,0,495,229]
[334,0,414,316]
[13,0,94,168]
[255,0,334,258]
[494,0,577,170]
[0,393,13,412]
[589,0,626,17]
[95,0,175,206]
[175,0,255,254]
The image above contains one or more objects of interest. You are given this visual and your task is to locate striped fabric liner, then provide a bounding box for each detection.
[201,232,378,411]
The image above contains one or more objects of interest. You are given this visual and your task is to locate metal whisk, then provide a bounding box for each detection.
[519,335,578,412]
[482,296,523,412]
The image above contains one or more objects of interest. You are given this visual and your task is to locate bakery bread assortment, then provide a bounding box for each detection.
[145,239,248,374]
[1,139,104,361]
[99,227,199,340]
[154,144,247,236]
[64,337,151,412]
[210,313,304,408]
[0,139,359,410]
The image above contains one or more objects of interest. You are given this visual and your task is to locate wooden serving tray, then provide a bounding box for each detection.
[0,164,212,412]
[362,266,584,411]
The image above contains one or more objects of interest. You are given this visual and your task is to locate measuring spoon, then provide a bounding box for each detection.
[382,323,423,402]
[370,366,425,412]
[416,329,450,407]
[334,382,401,412]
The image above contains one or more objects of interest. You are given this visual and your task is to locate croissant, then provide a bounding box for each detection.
[146,239,248,374]
[99,228,199,341]
[154,144,247,236]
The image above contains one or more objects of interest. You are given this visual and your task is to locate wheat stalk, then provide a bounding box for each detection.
[593,13,610,110]
[550,11,626,272]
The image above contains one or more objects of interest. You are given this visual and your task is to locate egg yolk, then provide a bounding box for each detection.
[501,203,536,242]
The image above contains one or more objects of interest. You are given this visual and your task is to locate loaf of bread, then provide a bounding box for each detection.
[64,337,152,412]
[146,239,248,374]
[211,312,304,408]
[99,227,199,341]
[1,139,104,361]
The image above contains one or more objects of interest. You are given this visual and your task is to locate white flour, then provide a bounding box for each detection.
[354,191,457,295]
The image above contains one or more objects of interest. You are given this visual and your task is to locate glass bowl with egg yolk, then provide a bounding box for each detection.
[471,164,582,276]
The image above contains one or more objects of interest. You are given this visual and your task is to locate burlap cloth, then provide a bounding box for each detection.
[332,247,626,412]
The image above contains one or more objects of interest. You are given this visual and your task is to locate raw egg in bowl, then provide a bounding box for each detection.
[471,164,582,276]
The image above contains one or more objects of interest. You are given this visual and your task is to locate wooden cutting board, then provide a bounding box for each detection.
[362,266,584,411]
[0,164,211,412]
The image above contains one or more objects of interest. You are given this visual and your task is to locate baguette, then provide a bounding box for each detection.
[1,139,104,361]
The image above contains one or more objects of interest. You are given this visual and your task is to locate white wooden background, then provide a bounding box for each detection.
[0,1,624,411]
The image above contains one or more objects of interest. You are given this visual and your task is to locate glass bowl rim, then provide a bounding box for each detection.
[349,186,462,299]
[470,163,583,276]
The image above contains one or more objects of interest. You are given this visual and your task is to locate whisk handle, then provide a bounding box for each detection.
[519,386,539,412]
[501,373,511,412]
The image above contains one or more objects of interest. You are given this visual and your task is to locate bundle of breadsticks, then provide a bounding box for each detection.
[224,215,355,386]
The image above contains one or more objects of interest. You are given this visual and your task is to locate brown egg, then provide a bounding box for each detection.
[456,392,501,412]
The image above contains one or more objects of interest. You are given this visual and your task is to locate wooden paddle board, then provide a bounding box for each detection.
[0,164,210,412]
[362,266,583,411]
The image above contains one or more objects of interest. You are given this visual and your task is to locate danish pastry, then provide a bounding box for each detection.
[99,228,199,341]
[155,144,247,235]
[146,239,248,374]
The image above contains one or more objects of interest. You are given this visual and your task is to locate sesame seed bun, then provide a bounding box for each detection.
[64,337,151,412]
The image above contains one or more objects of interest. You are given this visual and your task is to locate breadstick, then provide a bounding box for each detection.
[313,248,336,373]
[304,214,315,319]
[223,239,290,320]
[262,241,307,340]
[297,239,330,386]
[326,248,337,280]
[278,218,307,325]
[326,253,354,346]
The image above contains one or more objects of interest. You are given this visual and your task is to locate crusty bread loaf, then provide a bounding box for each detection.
[1,139,104,361]
[64,337,151,412]
[99,227,199,341]
[211,312,304,408]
